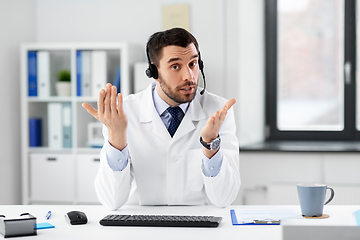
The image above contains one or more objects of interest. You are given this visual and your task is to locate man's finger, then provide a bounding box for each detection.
[110,85,117,113]
[224,98,236,110]
[98,89,105,114]
[117,93,124,114]
[82,102,99,119]
[104,84,111,115]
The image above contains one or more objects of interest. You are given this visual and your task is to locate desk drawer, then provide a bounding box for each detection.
[75,154,100,204]
[30,153,74,202]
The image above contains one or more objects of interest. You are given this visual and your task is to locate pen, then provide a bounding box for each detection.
[45,211,51,220]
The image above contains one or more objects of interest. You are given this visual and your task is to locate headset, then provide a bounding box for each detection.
[145,47,206,95]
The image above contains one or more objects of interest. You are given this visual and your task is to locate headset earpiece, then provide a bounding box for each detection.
[146,63,158,79]
[145,46,159,79]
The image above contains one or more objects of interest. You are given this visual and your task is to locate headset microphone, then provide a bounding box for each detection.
[198,52,206,95]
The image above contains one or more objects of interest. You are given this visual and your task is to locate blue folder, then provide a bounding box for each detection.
[28,51,37,96]
[29,118,42,147]
[76,50,82,96]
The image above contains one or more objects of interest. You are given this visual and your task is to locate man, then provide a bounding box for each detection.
[83,28,240,210]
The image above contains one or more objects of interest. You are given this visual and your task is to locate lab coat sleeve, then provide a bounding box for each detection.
[94,125,133,211]
[202,107,241,207]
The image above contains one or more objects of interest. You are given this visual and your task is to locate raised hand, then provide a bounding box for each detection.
[200,98,236,156]
[82,83,128,151]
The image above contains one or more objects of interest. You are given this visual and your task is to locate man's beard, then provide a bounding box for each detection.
[158,76,197,104]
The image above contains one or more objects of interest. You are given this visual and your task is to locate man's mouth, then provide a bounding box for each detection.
[179,86,195,94]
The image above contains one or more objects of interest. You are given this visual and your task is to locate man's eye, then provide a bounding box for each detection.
[190,62,197,67]
[172,65,179,70]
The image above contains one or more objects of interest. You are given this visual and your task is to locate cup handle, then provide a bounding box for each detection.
[324,187,335,205]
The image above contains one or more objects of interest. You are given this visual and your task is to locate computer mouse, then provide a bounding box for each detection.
[65,211,88,225]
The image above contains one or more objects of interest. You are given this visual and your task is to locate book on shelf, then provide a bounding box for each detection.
[29,118,42,147]
[62,103,72,148]
[91,51,107,97]
[28,51,37,96]
[37,51,50,97]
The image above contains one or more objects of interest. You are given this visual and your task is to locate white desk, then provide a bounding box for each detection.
[0,205,359,240]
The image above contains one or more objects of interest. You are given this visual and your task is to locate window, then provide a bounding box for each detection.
[266,0,357,141]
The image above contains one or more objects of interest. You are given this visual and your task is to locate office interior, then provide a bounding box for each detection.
[1,0,358,207]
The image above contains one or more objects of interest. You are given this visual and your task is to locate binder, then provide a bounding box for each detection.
[76,50,92,96]
[91,51,107,97]
[81,51,92,96]
[37,51,50,97]
[76,50,82,96]
[28,51,37,96]
[48,103,63,149]
[62,103,72,148]
[29,118,42,147]
[113,67,121,93]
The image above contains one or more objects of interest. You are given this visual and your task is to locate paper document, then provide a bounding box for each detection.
[231,208,298,225]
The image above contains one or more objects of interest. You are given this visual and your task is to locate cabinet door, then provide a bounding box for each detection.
[76,154,100,204]
[30,153,74,202]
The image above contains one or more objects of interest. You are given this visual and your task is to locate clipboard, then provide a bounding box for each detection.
[353,209,360,226]
[230,209,280,225]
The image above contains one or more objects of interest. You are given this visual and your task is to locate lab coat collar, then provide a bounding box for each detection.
[139,81,206,142]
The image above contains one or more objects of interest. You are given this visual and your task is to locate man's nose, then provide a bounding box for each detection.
[182,66,194,81]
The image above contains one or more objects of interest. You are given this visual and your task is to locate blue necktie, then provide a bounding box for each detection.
[167,106,183,138]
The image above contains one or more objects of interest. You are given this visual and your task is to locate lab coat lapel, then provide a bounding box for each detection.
[174,95,206,140]
[139,83,171,143]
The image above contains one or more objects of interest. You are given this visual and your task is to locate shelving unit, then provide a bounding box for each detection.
[20,42,142,204]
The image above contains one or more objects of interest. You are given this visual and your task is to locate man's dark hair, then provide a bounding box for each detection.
[146,28,199,66]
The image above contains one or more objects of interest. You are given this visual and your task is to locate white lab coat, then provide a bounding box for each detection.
[94,81,240,210]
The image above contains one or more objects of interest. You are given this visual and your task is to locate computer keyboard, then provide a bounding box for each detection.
[99,214,222,228]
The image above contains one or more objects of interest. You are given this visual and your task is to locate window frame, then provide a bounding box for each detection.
[265,0,358,141]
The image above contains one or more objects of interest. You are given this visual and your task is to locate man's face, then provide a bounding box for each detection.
[155,43,200,106]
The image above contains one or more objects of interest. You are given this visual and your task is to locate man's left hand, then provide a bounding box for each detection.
[200,98,236,153]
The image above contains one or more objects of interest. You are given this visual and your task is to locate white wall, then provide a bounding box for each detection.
[35,0,232,99]
[0,0,36,204]
[237,0,265,146]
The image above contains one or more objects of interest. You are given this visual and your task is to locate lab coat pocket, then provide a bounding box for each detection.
[186,149,204,191]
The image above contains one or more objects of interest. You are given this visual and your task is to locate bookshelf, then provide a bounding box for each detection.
[20,42,142,204]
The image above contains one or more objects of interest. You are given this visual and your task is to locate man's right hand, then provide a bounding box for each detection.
[82,83,128,151]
